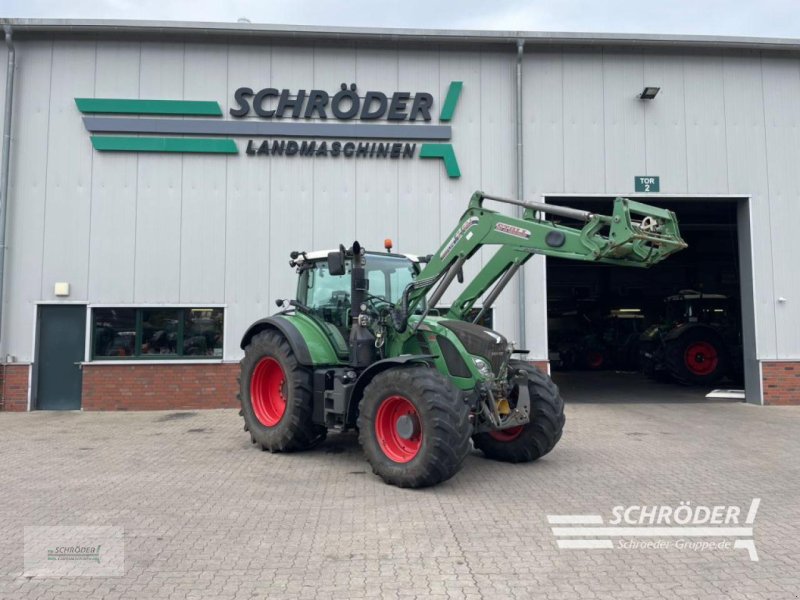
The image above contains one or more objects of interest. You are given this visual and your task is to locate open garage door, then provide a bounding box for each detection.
[543,196,757,404]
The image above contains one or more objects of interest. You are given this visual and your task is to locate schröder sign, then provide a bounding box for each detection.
[229,83,435,121]
[76,81,463,177]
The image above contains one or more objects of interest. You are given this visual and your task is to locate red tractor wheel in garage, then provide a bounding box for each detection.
[684,341,719,377]
[586,350,605,370]
[665,328,728,386]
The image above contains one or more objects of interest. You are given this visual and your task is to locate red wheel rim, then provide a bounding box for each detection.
[489,425,524,442]
[250,357,286,426]
[587,351,604,369]
[684,342,719,376]
[375,395,422,463]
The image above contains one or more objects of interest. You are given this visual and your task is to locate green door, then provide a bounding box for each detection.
[36,305,86,410]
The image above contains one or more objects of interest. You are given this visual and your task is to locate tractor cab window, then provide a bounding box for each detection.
[364,254,418,306]
[665,297,731,325]
[300,260,352,329]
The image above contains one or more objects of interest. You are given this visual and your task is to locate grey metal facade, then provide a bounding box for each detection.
[1,20,799,405]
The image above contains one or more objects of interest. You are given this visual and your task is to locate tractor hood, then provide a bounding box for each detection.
[439,320,509,376]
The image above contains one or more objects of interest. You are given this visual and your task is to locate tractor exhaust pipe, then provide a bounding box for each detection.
[348,241,377,368]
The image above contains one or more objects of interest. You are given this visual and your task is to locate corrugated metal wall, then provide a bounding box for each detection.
[1,38,798,365]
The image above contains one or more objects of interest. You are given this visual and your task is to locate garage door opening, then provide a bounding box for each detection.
[543,195,755,404]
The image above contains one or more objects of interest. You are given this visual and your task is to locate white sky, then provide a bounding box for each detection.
[2,0,799,38]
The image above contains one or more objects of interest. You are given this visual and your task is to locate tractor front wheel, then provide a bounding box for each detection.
[239,330,326,452]
[358,367,471,488]
[473,363,565,463]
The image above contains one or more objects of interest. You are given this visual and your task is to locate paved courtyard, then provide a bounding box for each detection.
[1,390,799,599]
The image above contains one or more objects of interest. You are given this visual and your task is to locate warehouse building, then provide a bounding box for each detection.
[0,19,798,411]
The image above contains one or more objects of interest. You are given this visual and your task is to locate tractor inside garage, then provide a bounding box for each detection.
[545,196,748,402]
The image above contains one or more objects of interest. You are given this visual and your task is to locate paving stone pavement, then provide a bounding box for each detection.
[1,398,799,599]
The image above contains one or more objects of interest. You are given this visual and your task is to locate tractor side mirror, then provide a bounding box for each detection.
[327,250,346,276]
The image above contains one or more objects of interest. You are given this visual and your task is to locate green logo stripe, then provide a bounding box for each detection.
[419,143,461,178]
[439,81,463,122]
[91,136,238,154]
[76,98,223,116]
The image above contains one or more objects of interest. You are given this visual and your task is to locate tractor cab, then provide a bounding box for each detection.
[292,249,423,338]
[663,290,734,328]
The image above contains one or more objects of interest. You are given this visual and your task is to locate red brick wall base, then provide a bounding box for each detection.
[762,362,800,405]
[0,364,30,411]
[82,363,240,411]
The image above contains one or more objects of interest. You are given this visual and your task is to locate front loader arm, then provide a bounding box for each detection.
[401,191,687,325]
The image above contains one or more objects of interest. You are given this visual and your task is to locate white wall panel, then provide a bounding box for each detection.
[643,54,688,193]
[523,50,564,356]
[2,41,52,361]
[224,43,272,360]
[311,45,357,251]
[354,47,399,253]
[134,43,184,302]
[722,54,775,358]
[179,44,227,303]
[762,57,800,358]
[88,41,140,303]
[524,51,564,198]
[268,45,314,316]
[41,41,96,301]
[684,54,728,193]
[397,49,439,256]
[602,52,646,191]
[0,45,6,124]
[437,49,483,306]
[479,51,517,338]
[562,50,605,193]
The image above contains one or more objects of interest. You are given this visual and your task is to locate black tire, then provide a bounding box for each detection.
[664,328,728,386]
[357,367,471,488]
[473,363,565,463]
[239,330,326,452]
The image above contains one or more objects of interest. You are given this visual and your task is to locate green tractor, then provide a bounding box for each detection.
[639,290,742,386]
[238,192,687,487]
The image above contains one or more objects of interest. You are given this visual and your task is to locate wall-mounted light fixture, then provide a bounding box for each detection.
[639,86,660,100]
[54,282,70,297]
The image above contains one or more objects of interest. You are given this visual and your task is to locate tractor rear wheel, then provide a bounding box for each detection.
[473,363,565,463]
[665,329,728,386]
[239,330,326,452]
[357,367,471,488]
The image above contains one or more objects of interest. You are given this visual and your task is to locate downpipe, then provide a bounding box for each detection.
[0,26,15,350]
[515,39,526,349]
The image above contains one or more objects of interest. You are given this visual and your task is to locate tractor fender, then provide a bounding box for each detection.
[662,323,721,344]
[240,315,314,365]
[346,355,436,425]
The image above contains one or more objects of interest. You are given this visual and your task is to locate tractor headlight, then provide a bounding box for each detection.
[472,357,493,379]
